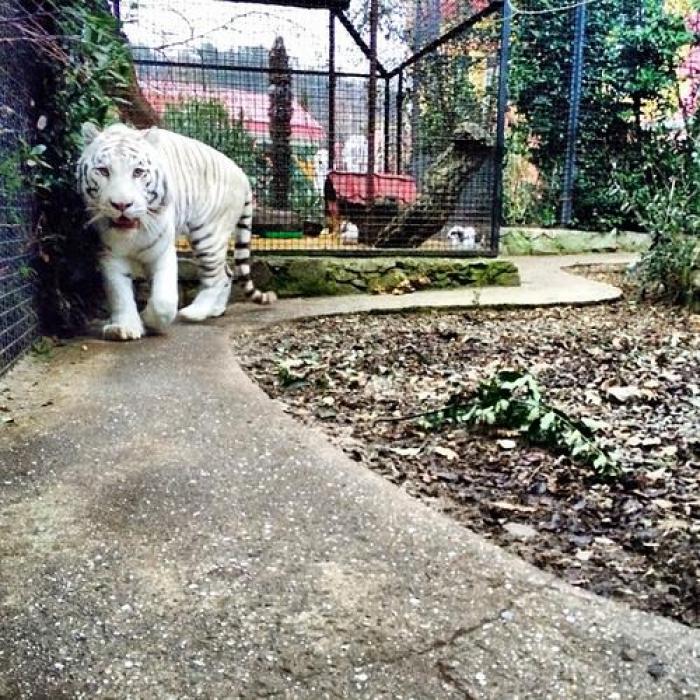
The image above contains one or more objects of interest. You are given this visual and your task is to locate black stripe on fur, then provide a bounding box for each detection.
[192,232,214,245]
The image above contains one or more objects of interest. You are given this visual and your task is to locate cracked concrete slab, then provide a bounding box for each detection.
[1,254,698,699]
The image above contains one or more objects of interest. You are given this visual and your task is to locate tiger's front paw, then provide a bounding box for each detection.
[103,317,144,341]
[141,299,177,334]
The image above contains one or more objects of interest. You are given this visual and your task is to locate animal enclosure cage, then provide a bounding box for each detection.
[117,0,510,256]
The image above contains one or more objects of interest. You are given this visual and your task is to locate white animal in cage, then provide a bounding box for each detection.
[313,148,329,194]
[77,123,275,341]
[446,225,478,251]
[340,220,359,244]
[340,134,385,172]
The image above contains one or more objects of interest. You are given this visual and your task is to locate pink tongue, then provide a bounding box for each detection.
[114,217,137,229]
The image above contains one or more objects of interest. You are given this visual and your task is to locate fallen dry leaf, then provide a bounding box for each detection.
[433,445,459,461]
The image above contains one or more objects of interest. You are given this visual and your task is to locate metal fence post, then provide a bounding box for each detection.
[328,9,336,170]
[490,0,512,253]
[560,1,587,226]
[384,77,390,172]
[366,0,378,203]
[396,70,403,174]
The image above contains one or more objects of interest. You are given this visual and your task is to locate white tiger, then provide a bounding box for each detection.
[77,122,275,341]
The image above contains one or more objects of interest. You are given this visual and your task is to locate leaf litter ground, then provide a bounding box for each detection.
[233,269,699,627]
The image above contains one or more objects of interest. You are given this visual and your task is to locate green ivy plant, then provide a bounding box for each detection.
[416,370,621,478]
[614,168,699,305]
[0,140,50,226]
[31,1,134,333]
[0,151,23,198]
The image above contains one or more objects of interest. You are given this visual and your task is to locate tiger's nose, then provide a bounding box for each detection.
[110,200,133,212]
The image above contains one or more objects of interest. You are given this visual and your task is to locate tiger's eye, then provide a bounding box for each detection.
[133,168,145,178]
[96,167,110,177]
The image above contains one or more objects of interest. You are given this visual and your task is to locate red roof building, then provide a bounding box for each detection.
[141,81,326,145]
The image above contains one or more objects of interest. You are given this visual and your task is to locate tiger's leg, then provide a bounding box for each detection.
[101,255,145,341]
[179,223,231,322]
[141,244,178,333]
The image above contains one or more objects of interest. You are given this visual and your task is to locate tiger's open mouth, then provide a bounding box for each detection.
[111,216,140,230]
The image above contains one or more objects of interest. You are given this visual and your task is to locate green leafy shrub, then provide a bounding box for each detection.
[617,169,699,304]
[507,0,691,229]
[636,234,698,306]
[503,128,558,227]
[30,1,134,333]
[609,100,700,306]
[415,370,620,478]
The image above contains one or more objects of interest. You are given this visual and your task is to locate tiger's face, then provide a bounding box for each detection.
[77,123,168,232]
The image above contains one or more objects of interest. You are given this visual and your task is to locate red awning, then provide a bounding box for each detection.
[326,171,417,205]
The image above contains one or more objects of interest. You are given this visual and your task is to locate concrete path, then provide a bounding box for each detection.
[234,253,637,329]
[2,254,699,699]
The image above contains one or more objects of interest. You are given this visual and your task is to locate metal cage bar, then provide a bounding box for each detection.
[126,0,505,257]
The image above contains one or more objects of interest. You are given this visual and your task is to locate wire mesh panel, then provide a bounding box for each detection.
[0,2,39,375]
[502,0,693,232]
[382,9,503,253]
[124,0,505,256]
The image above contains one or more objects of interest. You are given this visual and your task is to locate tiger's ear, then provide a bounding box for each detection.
[81,122,101,145]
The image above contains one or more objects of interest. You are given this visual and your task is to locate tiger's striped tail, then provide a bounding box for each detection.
[233,193,276,305]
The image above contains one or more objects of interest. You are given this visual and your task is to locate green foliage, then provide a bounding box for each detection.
[506,0,572,225]
[418,52,481,153]
[32,0,134,333]
[614,163,699,304]
[0,151,23,198]
[608,83,700,306]
[503,127,558,227]
[507,0,692,229]
[419,370,620,478]
[636,234,698,306]
[289,159,322,222]
[0,140,51,230]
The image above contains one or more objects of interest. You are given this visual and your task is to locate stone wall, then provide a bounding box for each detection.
[500,228,651,256]
[179,256,520,300]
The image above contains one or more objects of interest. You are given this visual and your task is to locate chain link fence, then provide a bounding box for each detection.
[504,0,694,231]
[124,0,507,256]
[0,2,40,376]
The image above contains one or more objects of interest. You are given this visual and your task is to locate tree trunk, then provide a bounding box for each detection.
[110,59,160,128]
[374,122,492,248]
[106,13,159,128]
[268,37,293,209]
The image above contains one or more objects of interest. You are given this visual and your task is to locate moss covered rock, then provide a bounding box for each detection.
[176,255,520,299]
[500,227,651,256]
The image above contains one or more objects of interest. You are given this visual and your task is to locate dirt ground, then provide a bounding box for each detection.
[233,269,700,627]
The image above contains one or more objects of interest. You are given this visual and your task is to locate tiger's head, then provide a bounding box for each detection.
[77,123,168,232]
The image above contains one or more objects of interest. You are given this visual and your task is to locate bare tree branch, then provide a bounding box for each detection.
[151,10,308,51]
